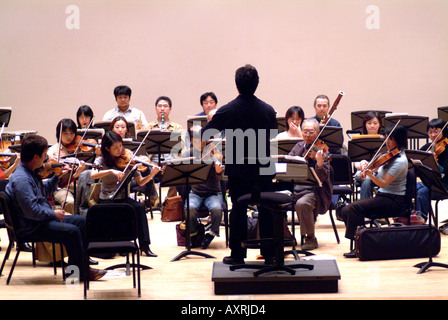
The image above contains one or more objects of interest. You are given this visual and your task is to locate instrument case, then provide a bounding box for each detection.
[354,223,440,261]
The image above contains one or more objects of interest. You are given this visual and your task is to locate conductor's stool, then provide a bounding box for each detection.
[229,191,314,277]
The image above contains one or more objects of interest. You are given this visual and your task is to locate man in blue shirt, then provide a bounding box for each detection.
[6,135,106,281]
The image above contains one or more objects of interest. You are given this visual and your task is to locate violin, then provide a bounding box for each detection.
[434,137,448,161]
[65,135,98,153]
[36,160,65,178]
[115,148,156,172]
[360,147,400,178]
[305,139,330,161]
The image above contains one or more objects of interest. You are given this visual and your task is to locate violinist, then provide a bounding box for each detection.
[341,124,409,258]
[415,118,448,221]
[47,119,86,214]
[90,131,160,257]
[275,106,304,139]
[288,118,333,250]
[110,115,158,208]
[0,153,21,180]
[180,127,223,249]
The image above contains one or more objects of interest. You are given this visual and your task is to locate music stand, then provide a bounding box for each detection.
[405,150,440,173]
[410,160,448,274]
[277,116,286,133]
[319,126,343,150]
[160,160,215,261]
[187,116,208,131]
[106,165,153,271]
[274,155,320,260]
[348,136,386,162]
[0,107,12,126]
[136,129,182,210]
[351,110,391,134]
[270,138,302,155]
[76,129,104,141]
[122,140,145,156]
[383,115,428,149]
[437,106,448,122]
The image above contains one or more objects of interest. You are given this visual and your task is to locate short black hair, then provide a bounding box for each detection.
[385,124,408,150]
[235,64,259,96]
[21,135,48,162]
[200,92,218,105]
[362,111,382,134]
[113,85,132,99]
[56,119,77,142]
[285,106,305,131]
[155,96,172,108]
[76,105,94,128]
[313,95,330,107]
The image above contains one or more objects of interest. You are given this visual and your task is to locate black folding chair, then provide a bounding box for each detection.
[84,203,142,299]
[0,191,65,284]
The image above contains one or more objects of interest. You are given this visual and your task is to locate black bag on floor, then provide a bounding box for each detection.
[355,223,441,261]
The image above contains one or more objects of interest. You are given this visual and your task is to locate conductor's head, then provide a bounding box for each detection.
[235,64,259,96]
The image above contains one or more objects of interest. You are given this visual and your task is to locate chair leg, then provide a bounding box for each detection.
[0,241,13,276]
[52,243,57,275]
[6,250,20,285]
[329,210,340,244]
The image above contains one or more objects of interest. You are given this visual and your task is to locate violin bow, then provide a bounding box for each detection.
[364,119,401,170]
[61,116,95,209]
[115,128,154,188]
[304,91,344,159]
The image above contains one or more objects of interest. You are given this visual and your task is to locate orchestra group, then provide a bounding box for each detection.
[1,64,447,282]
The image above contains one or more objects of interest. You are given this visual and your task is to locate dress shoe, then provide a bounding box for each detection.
[17,242,33,252]
[89,258,99,265]
[201,234,214,249]
[343,250,357,258]
[141,246,157,257]
[222,256,244,265]
[84,268,107,281]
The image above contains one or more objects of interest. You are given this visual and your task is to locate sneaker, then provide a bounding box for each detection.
[301,236,318,251]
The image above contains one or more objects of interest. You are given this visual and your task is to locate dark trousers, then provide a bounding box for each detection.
[99,198,151,247]
[31,215,86,270]
[228,175,274,260]
[341,192,405,240]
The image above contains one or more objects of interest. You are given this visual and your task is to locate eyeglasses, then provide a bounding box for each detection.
[302,130,316,135]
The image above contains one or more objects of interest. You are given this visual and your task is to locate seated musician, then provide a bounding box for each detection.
[6,135,106,280]
[288,118,333,250]
[90,131,160,257]
[103,85,148,128]
[76,105,97,129]
[0,153,21,180]
[353,111,382,199]
[144,96,183,199]
[182,127,224,249]
[341,124,408,258]
[312,94,342,127]
[415,118,448,221]
[275,106,304,139]
[47,119,86,214]
[196,92,218,117]
[110,116,158,208]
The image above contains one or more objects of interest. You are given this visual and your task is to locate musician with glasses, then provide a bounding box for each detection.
[288,118,333,250]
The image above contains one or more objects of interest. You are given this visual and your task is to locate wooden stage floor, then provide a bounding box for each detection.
[1,200,448,301]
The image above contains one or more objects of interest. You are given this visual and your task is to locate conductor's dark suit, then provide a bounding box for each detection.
[201,94,277,260]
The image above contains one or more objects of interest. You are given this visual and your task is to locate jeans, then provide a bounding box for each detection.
[416,181,429,220]
[186,192,223,236]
